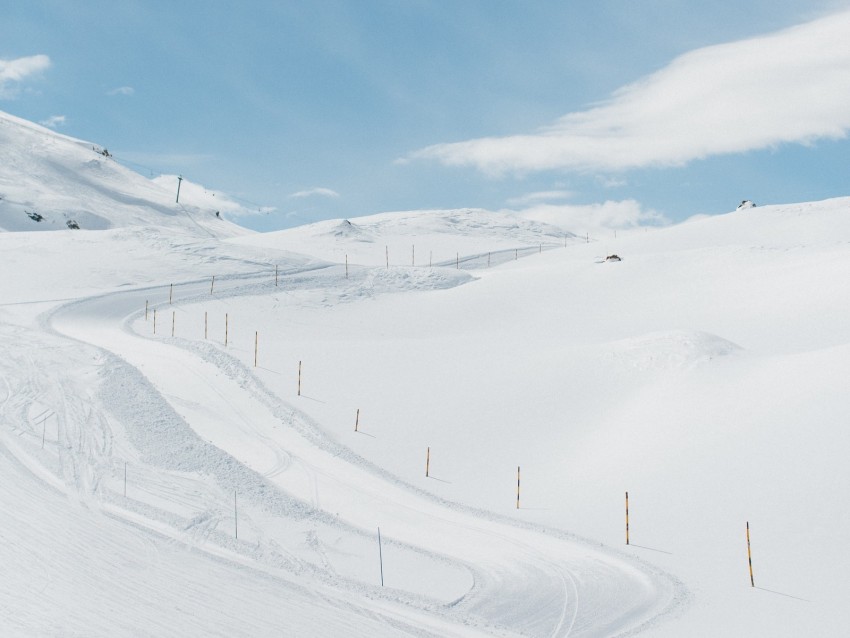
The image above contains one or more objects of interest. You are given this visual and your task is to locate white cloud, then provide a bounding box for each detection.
[39,115,66,128]
[505,190,574,207]
[107,86,135,96]
[413,10,850,174]
[510,199,669,236]
[0,54,51,99]
[289,187,340,199]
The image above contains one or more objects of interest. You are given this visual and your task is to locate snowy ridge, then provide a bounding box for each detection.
[230,207,578,266]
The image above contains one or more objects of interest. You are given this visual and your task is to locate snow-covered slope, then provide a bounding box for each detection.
[1,111,848,636]
[230,208,577,266]
[0,109,248,238]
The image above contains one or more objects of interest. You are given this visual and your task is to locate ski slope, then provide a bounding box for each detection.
[2,110,849,635]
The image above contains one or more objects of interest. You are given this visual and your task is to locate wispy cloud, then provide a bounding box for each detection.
[505,190,574,207]
[412,10,850,174]
[107,86,135,96]
[289,187,340,199]
[510,200,669,235]
[39,115,66,129]
[0,54,51,99]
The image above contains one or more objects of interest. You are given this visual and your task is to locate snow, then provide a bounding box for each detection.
[1,108,849,636]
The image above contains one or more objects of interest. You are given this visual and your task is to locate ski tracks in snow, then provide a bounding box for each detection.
[35,270,680,636]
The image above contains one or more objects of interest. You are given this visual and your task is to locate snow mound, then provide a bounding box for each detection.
[606,330,742,371]
[360,264,473,294]
[325,219,374,241]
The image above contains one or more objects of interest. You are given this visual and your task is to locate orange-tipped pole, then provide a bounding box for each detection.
[747,521,754,587]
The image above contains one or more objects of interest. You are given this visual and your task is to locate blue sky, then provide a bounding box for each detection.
[3,1,850,231]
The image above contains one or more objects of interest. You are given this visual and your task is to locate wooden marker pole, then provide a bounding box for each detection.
[355,409,360,432]
[426,447,430,477]
[516,466,521,509]
[345,254,348,278]
[746,521,754,587]
[488,252,491,267]
[145,300,148,320]
[377,527,384,586]
[275,264,279,287]
[625,491,630,545]
[225,313,229,346]
[456,252,459,269]
[254,331,258,367]
[153,309,157,334]
[515,248,518,260]
[171,311,175,337]
[204,312,208,339]
[412,244,415,266]
[297,361,302,396]
[169,283,173,304]
[539,243,542,254]
[385,246,389,269]
[210,275,215,294]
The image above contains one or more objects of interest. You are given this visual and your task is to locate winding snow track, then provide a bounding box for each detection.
[46,272,678,636]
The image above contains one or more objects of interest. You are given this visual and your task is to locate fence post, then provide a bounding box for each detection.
[377,527,384,586]
[747,521,754,587]
[516,466,521,509]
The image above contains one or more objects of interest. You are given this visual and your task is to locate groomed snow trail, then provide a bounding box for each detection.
[44,269,678,636]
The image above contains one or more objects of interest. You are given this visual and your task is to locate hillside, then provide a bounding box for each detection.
[0,109,248,238]
[0,109,848,636]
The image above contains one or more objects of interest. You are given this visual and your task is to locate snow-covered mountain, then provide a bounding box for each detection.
[0,109,248,237]
[1,109,848,637]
